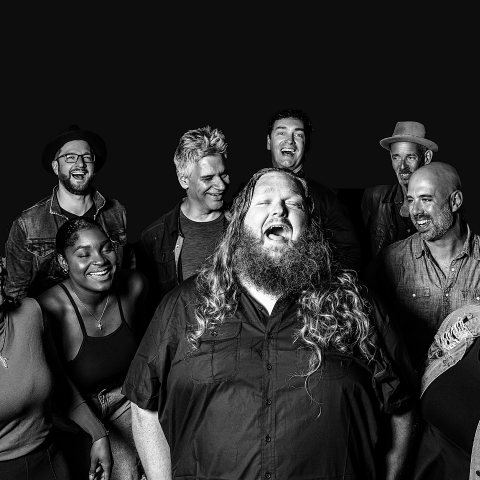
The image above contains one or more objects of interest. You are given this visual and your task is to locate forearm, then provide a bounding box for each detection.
[5,223,32,299]
[385,409,415,480]
[131,402,171,480]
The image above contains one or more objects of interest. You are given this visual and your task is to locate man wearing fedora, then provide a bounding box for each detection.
[267,108,362,271]
[361,121,438,259]
[5,125,128,299]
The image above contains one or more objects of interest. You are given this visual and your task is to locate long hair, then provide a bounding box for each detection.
[191,168,375,380]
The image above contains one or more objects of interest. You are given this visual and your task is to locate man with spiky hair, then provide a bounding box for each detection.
[124,168,417,479]
[136,125,230,321]
[267,108,362,271]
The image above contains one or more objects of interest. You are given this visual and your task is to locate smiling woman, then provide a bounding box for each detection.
[36,218,149,480]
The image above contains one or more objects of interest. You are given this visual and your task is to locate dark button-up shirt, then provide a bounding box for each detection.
[366,225,480,368]
[123,277,416,479]
[5,186,127,299]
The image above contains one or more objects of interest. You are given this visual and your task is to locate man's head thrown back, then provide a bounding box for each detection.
[267,109,313,173]
[174,126,229,216]
[407,162,463,242]
[191,168,374,373]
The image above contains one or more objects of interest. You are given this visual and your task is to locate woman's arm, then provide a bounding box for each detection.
[42,309,113,479]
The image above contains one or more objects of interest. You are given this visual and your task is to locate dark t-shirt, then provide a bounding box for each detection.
[123,279,417,478]
[60,204,96,220]
[179,211,224,280]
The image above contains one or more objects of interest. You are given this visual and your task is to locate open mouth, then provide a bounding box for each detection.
[415,218,431,229]
[71,171,87,180]
[264,224,291,241]
[87,268,111,278]
[280,147,295,157]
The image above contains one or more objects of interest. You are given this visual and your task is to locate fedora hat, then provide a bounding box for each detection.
[42,125,107,175]
[379,121,438,152]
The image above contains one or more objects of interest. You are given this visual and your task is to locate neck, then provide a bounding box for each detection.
[68,279,109,306]
[425,219,468,264]
[181,198,223,222]
[57,185,94,216]
[240,277,280,315]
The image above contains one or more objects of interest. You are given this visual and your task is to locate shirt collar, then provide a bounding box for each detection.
[414,223,477,260]
[50,185,105,216]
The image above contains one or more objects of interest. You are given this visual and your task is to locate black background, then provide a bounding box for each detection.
[2,17,478,255]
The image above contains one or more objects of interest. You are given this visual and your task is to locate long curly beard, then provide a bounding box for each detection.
[232,223,329,297]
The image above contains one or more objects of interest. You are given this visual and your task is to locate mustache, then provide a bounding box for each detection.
[399,167,413,175]
[412,214,431,221]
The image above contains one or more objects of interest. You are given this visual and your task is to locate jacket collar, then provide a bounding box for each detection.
[382,183,404,204]
[49,185,106,217]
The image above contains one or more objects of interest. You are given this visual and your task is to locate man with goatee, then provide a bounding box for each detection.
[367,162,479,369]
[5,125,128,299]
[124,168,416,479]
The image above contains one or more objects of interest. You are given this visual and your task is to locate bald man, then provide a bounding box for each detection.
[366,162,480,368]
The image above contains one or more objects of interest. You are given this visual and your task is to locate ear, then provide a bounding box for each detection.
[52,160,59,176]
[177,172,189,191]
[267,135,272,151]
[424,150,433,165]
[57,254,68,273]
[450,190,463,212]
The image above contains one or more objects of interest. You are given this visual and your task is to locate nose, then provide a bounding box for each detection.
[410,199,423,216]
[75,155,87,168]
[212,175,228,192]
[271,199,288,217]
[91,250,108,265]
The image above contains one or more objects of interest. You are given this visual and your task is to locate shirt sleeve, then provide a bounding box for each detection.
[122,288,182,411]
[366,288,419,415]
[5,217,32,299]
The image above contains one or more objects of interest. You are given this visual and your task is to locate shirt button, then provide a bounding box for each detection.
[210,330,218,337]
[268,333,274,339]
[477,297,480,301]
[445,293,449,297]
[407,229,411,233]
[265,473,272,479]
[266,398,272,405]
[412,293,416,298]
[451,268,455,271]
[267,363,272,370]
[265,435,271,442]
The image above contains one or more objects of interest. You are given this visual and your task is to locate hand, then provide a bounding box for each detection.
[89,436,113,480]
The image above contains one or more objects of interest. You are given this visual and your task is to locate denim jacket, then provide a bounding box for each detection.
[5,186,127,299]
[420,304,480,479]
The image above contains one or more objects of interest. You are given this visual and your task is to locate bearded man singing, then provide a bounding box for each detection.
[5,125,128,299]
[124,168,417,480]
[366,162,480,369]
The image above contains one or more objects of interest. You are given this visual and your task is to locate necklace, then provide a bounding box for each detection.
[0,313,9,368]
[71,288,109,331]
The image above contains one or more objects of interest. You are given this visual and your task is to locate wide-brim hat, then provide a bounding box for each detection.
[42,125,107,175]
[380,121,438,152]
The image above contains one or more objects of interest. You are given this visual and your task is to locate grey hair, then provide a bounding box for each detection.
[173,126,227,178]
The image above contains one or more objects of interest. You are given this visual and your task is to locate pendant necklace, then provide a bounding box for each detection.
[0,313,9,368]
[71,288,109,331]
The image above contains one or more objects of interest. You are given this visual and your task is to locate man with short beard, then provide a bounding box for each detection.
[5,125,128,299]
[366,162,480,369]
[362,121,438,260]
[124,168,417,479]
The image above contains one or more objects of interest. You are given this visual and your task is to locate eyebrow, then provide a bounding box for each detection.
[274,125,305,132]
[73,239,110,252]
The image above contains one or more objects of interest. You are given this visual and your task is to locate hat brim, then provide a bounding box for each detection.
[42,129,107,175]
[379,135,438,152]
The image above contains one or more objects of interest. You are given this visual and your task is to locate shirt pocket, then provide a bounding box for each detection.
[296,348,352,380]
[395,285,431,318]
[153,249,176,285]
[26,239,56,258]
[461,289,480,305]
[190,322,241,384]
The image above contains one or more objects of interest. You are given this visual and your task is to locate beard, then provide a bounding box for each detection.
[232,223,329,297]
[413,202,454,242]
[58,170,94,195]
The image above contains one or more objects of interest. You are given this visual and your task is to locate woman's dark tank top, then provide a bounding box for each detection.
[59,283,138,395]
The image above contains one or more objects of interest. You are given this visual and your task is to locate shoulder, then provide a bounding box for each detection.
[102,196,126,211]
[305,178,337,197]
[9,297,44,332]
[363,184,395,201]
[114,268,148,298]
[140,203,180,240]
[14,194,52,221]
[36,284,68,317]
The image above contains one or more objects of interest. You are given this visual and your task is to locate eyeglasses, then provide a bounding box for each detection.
[55,153,95,163]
